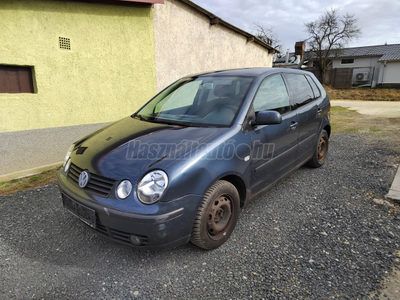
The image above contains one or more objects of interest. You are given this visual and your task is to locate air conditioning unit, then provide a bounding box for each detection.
[355,72,369,81]
[352,68,371,84]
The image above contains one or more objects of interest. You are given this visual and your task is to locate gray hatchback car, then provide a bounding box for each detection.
[58,68,330,250]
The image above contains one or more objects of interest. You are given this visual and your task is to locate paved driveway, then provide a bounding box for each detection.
[331,100,400,118]
[1,133,400,299]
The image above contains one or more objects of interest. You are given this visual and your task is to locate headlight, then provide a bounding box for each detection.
[64,158,71,173]
[137,170,168,204]
[63,144,75,167]
[117,180,133,199]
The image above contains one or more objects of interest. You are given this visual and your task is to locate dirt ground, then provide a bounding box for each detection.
[330,101,400,145]
[331,100,400,118]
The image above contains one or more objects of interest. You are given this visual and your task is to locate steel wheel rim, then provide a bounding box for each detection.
[317,136,327,163]
[206,195,232,240]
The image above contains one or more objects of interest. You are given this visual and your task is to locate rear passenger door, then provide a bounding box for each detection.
[283,73,323,165]
[249,74,299,194]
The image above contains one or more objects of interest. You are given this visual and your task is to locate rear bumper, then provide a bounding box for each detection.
[57,171,201,249]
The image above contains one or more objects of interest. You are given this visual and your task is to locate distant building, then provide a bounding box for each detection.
[274,43,400,87]
[329,44,400,87]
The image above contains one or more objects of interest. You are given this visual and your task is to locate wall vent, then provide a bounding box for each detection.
[59,37,71,50]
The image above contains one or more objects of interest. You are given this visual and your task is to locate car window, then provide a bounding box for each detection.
[306,75,321,99]
[204,79,233,102]
[253,74,290,114]
[284,74,314,107]
[155,81,201,113]
[136,76,255,127]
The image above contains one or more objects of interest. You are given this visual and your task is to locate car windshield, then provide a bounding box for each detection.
[134,76,255,127]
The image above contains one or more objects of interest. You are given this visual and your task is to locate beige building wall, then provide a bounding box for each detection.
[153,0,274,91]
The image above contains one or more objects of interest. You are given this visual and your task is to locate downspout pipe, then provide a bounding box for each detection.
[381,60,387,85]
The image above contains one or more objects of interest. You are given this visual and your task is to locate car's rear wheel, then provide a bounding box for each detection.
[307,129,329,168]
[190,180,240,250]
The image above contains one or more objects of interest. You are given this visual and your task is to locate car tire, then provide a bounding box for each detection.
[190,180,240,250]
[307,129,329,168]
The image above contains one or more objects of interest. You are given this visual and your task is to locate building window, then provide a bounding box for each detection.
[0,66,35,93]
[341,59,354,65]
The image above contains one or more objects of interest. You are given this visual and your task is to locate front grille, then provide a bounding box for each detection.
[93,218,149,246]
[67,163,116,197]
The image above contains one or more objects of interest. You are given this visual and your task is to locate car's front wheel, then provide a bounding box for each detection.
[190,180,240,250]
[307,129,329,168]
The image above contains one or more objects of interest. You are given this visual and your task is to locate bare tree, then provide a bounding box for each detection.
[305,8,361,82]
[253,24,282,55]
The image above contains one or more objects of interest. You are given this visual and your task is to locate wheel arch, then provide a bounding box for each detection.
[219,174,248,208]
[323,124,331,137]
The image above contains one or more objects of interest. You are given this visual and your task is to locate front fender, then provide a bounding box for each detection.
[160,130,252,201]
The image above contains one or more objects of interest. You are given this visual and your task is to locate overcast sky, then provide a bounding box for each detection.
[191,0,400,53]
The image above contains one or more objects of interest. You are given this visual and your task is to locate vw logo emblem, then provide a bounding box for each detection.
[78,171,90,188]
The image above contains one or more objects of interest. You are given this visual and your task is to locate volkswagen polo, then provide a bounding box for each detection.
[57,68,330,250]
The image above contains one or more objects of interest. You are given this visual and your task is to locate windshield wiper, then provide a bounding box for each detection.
[151,119,190,127]
[132,114,201,127]
[131,113,148,122]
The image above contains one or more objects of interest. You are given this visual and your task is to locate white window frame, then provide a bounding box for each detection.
[340,58,355,65]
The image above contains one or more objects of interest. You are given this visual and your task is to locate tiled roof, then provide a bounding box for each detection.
[335,44,400,61]
[274,44,400,63]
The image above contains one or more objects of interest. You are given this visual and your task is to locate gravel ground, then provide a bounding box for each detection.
[1,133,400,300]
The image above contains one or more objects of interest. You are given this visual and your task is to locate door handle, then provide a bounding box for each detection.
[290,122,298,130]
[317,108,323,115]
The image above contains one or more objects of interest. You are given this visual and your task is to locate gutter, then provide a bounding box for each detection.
[381,60,387,84]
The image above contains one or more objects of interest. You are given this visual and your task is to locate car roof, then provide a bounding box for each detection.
[185,68,310,79]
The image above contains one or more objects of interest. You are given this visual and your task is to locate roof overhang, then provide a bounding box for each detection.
[112,0,164,3]
[64,0,164,7]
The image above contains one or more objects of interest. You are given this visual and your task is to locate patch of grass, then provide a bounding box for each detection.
[331,106,400,134]
[325,85,400,101]
[331,106,360,133]
[0,165,61,197]
[29,175,43,183]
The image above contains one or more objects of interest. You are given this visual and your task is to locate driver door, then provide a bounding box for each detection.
[249,74,299,194]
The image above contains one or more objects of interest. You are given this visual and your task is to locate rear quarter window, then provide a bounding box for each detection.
[284,73,314,108]
[306,75,321,99]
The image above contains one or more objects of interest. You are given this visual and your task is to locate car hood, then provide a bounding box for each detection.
[70,116,229,182]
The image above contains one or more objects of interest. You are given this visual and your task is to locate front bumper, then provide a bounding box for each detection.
[57,171,201,249]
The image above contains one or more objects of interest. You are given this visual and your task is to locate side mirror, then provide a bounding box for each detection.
[251,110,282,126]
